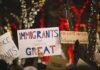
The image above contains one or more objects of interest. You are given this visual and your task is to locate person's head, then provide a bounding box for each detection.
[75,40,79,46]
[24,66,37,70]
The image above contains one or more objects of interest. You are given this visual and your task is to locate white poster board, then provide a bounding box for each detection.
[17,27,61,58]
[60,31,88,44]
[0,32,19,62]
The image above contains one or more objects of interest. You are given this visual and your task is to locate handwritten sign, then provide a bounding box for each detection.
[60,31,88,44]
[17,27,61,58]
[0,32,19,60]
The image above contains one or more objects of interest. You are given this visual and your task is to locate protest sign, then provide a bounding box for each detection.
[0,32,19,60]
[17,27,61,58]
[60,31,88,44]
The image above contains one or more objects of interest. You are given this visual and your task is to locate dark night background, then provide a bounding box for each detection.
[0,0,99,17]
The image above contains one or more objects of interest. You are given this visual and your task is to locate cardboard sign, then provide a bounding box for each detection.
[17,27,61,58]
[0,32,19,60]
[46,56,67,70]
[60,31,88,44]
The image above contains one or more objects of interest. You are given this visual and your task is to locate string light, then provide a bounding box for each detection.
[19,0,45,29]
[87,0,97,60]
[65,0,89,31]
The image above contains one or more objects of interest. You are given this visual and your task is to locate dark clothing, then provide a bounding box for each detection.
[0,59,8,70]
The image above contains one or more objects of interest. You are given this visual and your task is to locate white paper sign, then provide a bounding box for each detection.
[60,31,88,44]
[17,27,61,58]
[0,32,19,59]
